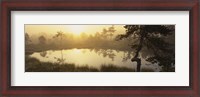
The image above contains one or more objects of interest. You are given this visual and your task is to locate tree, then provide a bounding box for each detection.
[80,32,88,40]
[25,33,31,45]
[100,25,116,40]
[53,31,65,64]
[107,25,116,39]
[53,31,64,49]
[116,25,175,72]
[38,35,46,45]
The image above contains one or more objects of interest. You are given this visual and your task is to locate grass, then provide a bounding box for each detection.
[140,67,155,72]
[100,65,135,72]
[25,56,136,72]
[25,56,157,72]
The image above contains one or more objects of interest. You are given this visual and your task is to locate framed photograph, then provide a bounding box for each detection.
[0,0,199,96]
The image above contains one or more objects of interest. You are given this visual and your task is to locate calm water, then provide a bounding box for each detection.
[29,48,161,71]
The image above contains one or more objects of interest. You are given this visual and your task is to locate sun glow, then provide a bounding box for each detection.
[73,49,81,54]
[68,25,86,35]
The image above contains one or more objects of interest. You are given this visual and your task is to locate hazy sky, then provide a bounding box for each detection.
[25,25,126,36]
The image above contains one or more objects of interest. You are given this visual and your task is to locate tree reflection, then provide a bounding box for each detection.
[90,49,116,61]
[40,51,47,57]
[122,51,134,62]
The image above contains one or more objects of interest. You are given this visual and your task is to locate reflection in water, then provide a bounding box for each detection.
[122,51,134,62]
[40,51,47,57]
[94,49,116,61]
[30,48,161,71]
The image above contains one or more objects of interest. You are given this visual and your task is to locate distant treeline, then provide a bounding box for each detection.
[25,26,134,52]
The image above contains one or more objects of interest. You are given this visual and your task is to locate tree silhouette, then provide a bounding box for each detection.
[53,31,65,64]
[53,31,64,49]
[25,33,31,45]
[38,35,46,45]
[99,26,116,40]
[116,25,175,72]
[107,25,116,39]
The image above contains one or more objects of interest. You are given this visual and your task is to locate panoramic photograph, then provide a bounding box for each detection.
[25,25,175,72]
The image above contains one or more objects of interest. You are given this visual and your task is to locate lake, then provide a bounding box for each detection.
[29,48,161,71]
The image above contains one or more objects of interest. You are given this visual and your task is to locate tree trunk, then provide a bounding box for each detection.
[131,57,141,72]
[131,26,145,72]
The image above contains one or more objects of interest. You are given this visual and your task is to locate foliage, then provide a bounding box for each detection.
[25,33,31,45]
[38,35,46,45]
[116,25,175,72]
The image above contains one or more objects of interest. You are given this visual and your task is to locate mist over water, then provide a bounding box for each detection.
[29,48,161,71]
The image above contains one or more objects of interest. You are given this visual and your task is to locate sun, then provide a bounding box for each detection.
[68,25,85,35]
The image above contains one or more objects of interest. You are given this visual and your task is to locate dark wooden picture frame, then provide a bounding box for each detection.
[0,0,199,96]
